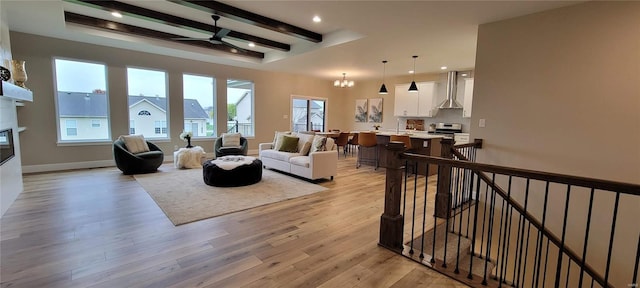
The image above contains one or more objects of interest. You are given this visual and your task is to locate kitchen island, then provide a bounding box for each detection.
[358,131,446,176]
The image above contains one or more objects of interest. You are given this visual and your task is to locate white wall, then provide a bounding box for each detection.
[129,101,167,138]
[59,117,109,141]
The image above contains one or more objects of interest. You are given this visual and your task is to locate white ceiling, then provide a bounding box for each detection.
[3,0,579,81]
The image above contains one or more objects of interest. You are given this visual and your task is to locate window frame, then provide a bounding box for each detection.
[182,73,217,138]
[290,95,328,132]
[126,66,170,140]
[226,79,255,137]
[53,57,112,145]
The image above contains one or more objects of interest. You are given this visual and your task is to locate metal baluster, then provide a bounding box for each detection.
[512,204,523,285]
[419,163,430,259]
[468,175,482,280]
[409,162,419,255]
[442,165,453,268]
[579,188,595,287]
[516,179,531,287]
[543,238,550,286]
[479,181,490,259]
[534,182,551,288]
[402,161,408,227]
[494,197,505,282]
[604,192,621,285]
[482,173,497,285]
[522,222,532,287]
[565,261,571,288]
[633,232,639,287]
[465,168,475,238]
[500,176,514,284]
[555,185,572,287]
[455,166,464,274]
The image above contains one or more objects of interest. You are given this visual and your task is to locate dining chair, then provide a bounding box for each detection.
[334,132,350,158]
[357,132,378,169]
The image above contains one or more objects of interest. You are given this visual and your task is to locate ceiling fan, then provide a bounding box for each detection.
[173,15,246,53]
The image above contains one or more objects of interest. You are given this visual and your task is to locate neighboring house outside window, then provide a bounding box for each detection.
[127,67,168,139]
[183,74,216,137]
[91,119,100,128]
[154,121,167,135]
[138,110,151,116]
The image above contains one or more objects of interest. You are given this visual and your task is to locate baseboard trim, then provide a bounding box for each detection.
[22,152,222,173]
[23,160,117,174]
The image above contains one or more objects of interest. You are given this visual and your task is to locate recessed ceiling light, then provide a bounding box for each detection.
[408,70,414,74]
[230,48,238,53]
[111,11,123,18]
[312,16,321,23]
[440,66,447,70]
[461,73,468,77]
[248,42,255,47]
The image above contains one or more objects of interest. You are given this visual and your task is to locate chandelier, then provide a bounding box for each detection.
[334,73,354,88]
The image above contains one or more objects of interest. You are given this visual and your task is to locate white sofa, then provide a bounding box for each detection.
[259,136,337,181]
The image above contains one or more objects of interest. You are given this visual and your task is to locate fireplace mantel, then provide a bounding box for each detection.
[0,81,32,102]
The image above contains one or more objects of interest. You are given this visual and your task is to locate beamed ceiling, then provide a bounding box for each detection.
[3,1,581,81]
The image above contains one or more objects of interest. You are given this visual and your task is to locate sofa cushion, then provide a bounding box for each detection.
[272,131,291,150]
[261,149,301,162]
[278,135,299,152]
[289,156,310,168]
[119,135,150,154]
[222,133,241,147]
[325,137,336,151]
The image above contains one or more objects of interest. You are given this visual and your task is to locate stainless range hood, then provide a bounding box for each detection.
[437,71,463,109]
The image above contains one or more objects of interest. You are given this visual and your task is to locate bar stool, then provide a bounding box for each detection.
[357,132,378,169]
[390,135,414,174]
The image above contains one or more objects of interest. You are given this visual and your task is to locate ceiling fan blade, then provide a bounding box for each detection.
[172,37,209,41]
[215,28,231,39]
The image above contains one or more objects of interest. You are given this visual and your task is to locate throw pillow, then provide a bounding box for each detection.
[273,131,291,150]
[119,135,150,154]
[278,135,299,153]
[295,133,315,155]
[300,141,312,156]
[310,135,326,153]
[325,137,336,151]
[222,133,241,147]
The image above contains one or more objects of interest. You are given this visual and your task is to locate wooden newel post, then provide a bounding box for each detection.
[435,138,454,219]
[379,142,405,252]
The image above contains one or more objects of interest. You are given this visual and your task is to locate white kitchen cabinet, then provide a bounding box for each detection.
[394,81,438,117]
[394,83,418,117]
[462,78,474,118]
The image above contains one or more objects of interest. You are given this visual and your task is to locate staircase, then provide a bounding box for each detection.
[378,139,640,288]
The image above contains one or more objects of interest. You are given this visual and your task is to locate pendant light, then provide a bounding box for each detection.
[408,55,418,92]
[378,60,388,94]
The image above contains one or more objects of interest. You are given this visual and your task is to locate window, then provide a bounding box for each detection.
[54,58,110,142]
[130,120,135,134]
[183,74,216,137]
[292,97,326,132]
[127,67,168,138]
[66,120,77,136]
[154,121,167,134]
[227,79,254,137]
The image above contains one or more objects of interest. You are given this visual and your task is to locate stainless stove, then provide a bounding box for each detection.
[427,123,463,135]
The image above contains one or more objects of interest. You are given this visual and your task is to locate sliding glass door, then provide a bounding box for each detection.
[292,97,326,132]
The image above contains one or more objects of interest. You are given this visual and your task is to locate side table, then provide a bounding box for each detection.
[174,146,206,169]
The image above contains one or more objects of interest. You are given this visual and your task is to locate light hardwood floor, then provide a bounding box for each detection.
[1,156,468,288]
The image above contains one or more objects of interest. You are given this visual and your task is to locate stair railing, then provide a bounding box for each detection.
[378,140,640,288]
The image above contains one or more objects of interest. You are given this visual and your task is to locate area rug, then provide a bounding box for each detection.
[134,167,328,225]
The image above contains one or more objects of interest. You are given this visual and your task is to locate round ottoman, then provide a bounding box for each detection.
[203,156,263,187]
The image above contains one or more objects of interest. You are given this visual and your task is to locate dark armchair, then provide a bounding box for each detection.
[215,136,248,157]
[113,138,164,175]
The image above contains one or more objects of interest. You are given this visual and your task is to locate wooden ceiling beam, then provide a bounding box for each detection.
[67,0,290,52]
[64,12,264,59]
[169,0,323,43]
